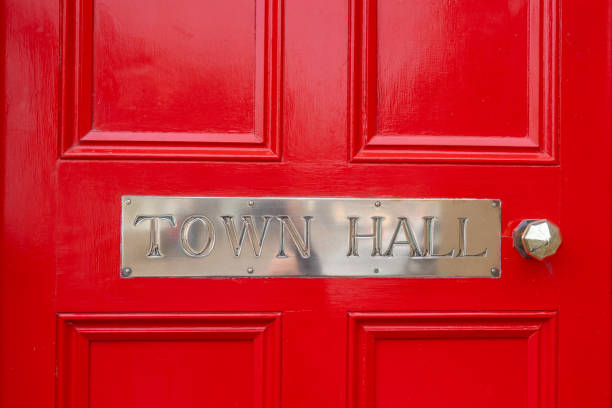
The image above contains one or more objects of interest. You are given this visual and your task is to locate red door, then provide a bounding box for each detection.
[2,0,611,407]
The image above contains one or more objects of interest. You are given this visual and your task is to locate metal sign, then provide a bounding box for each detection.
[121,197,501,278]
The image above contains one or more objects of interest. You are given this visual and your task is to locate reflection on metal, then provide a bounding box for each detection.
[513,219,562,260]
[121,197,501,278]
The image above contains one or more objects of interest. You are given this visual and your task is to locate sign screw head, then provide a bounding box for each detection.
[125,199,131,206]
[490,268,500,277]
[121,267,132,277]
[248,200,255,207]
[374,268,380,274]
[374,201,382,207]
[247,267,254,274]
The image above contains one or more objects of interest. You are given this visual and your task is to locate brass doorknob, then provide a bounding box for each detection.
[513,219,562,260]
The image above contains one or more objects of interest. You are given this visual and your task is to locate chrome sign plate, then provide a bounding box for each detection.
[121,197,501,278]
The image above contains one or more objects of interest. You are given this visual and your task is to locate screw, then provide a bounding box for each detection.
[374,201,382,207]
[247,267,254,274]
[374,268,380,274]
[248,200,255,207]
[490,268,500,277]
[121,267,132,277]
[491,200,499,207]
[125,199,131,206]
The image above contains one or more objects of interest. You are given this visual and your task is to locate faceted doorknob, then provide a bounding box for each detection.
[513,219,562,260]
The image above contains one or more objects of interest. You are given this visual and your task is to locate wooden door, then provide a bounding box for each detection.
[2,0,611,407]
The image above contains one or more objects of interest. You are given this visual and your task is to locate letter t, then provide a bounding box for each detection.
[134,215,176,258]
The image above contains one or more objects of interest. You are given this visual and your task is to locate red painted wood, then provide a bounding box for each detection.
[60,0,281,160]
[350,0,558,164]
[349,312,557,408]
[2,0,611,407]
[1,1,59,407]
[57,313,281,408]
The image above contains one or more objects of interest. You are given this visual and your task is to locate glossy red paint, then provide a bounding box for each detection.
[348,312,558,407]
[61,0,281,160]
[350,0,558,163]
[57,313,281,408]
[2,1,611,407]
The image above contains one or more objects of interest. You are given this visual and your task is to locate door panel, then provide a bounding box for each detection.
[2,0,611,407]
[349,312,557,408]
[57,313,281,408]
[61,0,281,159]
[92,0,257,133]
[350,0,557,163]
[374,0,529,138]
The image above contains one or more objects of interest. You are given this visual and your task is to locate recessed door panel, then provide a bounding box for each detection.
[349,312,557,408]
[57,313,281,408]
[60,0,281,159]
[350,0,557,163]
[93,0,256,134]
